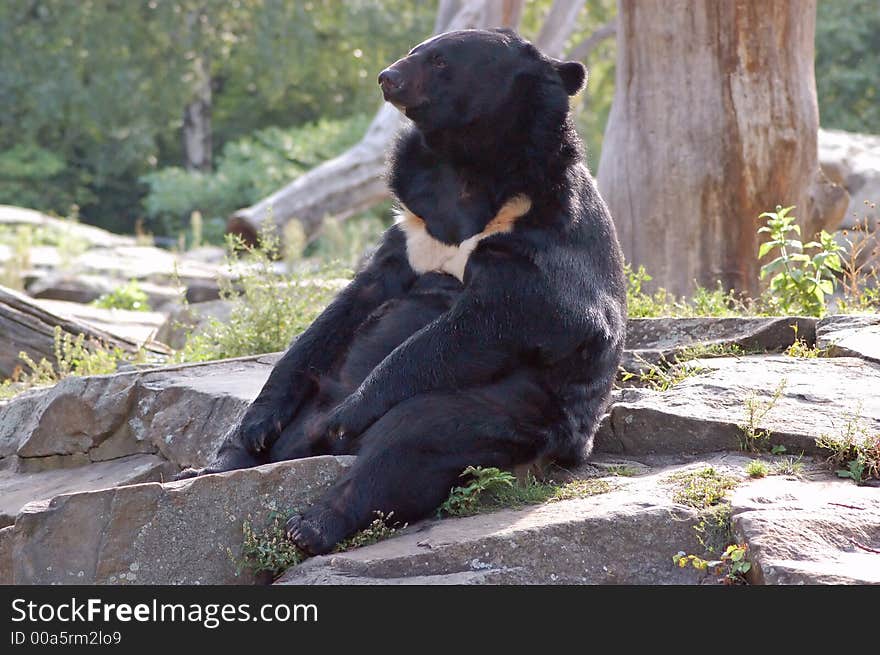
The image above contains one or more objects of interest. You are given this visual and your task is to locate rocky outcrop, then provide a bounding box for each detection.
[12,456,354,585]
[816,314,880,364]
[732,476,880,584]
[0,454,175,527]
[622,316,816,371]
[0,354,278,470]
[276,460,713,585]
[819,129,880,232]
[597,355,880,456]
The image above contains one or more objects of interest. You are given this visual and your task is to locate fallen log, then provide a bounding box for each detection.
[0,285,169,379]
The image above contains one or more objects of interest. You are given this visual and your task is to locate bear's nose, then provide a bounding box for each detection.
[378,68,404,91]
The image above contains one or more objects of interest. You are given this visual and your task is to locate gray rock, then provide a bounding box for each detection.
[0,525,13,584]
[277,465,710,585]
[12,456,354,585]
[27,273,117,304]
[0,454,175,528]
[34,299,166,346]
[732,475,880,584]
[0,354,278,470]
[819,129,880,232]
[816,314,880,364]
[155,299,232,350]
[622,316,816,372]
[596,355,880,455]
[0,205,136,249]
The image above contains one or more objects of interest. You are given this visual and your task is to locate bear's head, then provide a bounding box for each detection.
[378,28,585,135]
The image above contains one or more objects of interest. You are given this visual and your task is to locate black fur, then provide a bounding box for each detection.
[176,29,626,556]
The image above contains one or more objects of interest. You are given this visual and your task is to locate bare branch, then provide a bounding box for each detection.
[567,18,617,62]
[535,0,587,58]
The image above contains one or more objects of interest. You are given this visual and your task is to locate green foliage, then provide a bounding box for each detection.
[625,264,744,318]
[666,467,738,509]
[232,509,402,579]
[177,227,349,362]
[142,115,372,240]
[334,512,403,552]
[234,511,304,579]
[0,1,434,231]
[92,279,150,312]
[619,353,709,391]
[757,205,843,317]
[745,460,769,478]
[816,408,880,484]
[815,0,880,134]
[673,543,751,585]
[738,380,787,452]
[437,466,613,518]
[0,326,131,399]
[772,455,805,477]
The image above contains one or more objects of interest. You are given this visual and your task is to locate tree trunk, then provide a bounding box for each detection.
[228,0,530,244]
[182,54,212,172]
[535,0,586,58]
[597,0,849,298]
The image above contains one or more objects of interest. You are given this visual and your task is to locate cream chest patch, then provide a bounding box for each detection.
[395,195,531,281]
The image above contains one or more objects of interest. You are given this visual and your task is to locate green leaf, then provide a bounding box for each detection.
[758,242,775,259]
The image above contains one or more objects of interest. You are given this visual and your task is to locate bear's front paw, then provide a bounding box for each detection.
[319,396,373,442]
[286,511,347,556]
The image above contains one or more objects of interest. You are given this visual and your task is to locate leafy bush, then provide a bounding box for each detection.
[625,264,744,318]
[92,279,150,312]
[177,229,350,362]
[757,205,842,316]
[142,115,372,241]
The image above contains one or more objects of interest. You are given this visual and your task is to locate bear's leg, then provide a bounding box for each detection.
[286,382,550,555]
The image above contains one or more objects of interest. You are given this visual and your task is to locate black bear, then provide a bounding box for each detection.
[176,28,627,556]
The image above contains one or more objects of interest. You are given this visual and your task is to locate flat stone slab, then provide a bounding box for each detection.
[622,316,816,371]
[0,454,174,528]
[816,314,880,364]
[732,475,880,584]
[596,355,880,456]
[34,299,167,346]
[0,354,278,469]
[12,455,354,585]
[276,464,717,585]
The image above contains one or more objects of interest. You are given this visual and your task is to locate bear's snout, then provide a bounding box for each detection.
[378,68,403,92]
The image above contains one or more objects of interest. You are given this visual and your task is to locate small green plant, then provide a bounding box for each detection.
[673,543,751,585]
[666,467,739,508]
[437,466,516,516]
[784,323,823,358]
[816,408,880,484]
[738,379,787,452]
[233,511,305,578]
[603,464,639,477]
[92,279,150,312]
[771,444,787,455]
[335,512,404,551]
[676,343,746,360]
[619,353,708,391]
[437,466,613,517]
[757,205,843,316]
[771,455,805,477]
[836,205,880,313]
[745,460,769,478]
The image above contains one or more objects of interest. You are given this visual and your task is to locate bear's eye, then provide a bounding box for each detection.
[430,54,447,68]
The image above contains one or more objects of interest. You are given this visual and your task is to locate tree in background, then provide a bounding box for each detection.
[597,0,849,298]
[815,0,880,134]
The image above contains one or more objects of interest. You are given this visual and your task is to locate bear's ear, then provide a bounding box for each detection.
[555,61,587,96]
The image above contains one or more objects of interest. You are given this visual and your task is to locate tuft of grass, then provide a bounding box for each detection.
[334,512,404,551]
[666,467,738,509]
[738,379,787,452]
[437,466,613,518]
[745,460,769,478]
[625,264,747,318]
[771,455,805,477]
[619,353,709,391]
[603,464,640,477]
[816,407,880,484]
